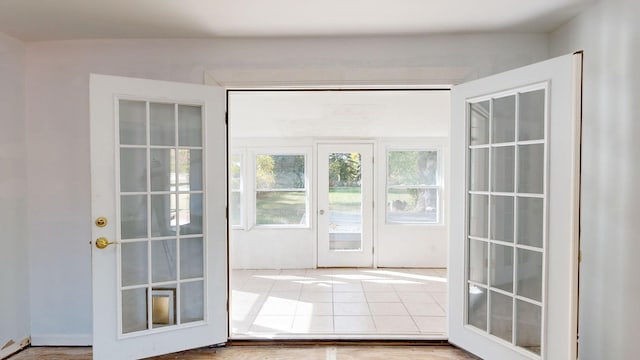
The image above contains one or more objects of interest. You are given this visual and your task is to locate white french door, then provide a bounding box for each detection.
[90,74,227,360]
[317,143,374,267]
[449,53,582,359]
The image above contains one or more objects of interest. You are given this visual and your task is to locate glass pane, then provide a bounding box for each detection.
[121,241,148,287]
[151,194,177,237]
[518,144,544,194]
[151,239,177,283]
[468,284,487,331]
[329,153,362,250]
[387,150,437,186]
[256,155,305,189]
[120,148,147,192]
[150,103,175,146]
[469,101,490,145]
[152,286,177,328]
[517,197,544,248]
[230,191,242,226]
[387,188,438,223]
[122,288,148,334]
[519,90,545,141]
[489,291,513,342]
[490,195,514,242]
[516,300,542,355]
[177,149,202,192]
[181,281,204,323]
[469,239,488,284]
[491,146,515,192]
[469,148,489,191]
[121,195,148,239]
[119,100,146,146]
[492,96,516,143]
[256,191,306,225]
[179,193,203,235]
[150,149,175,192]
[517,249,543,302]
[469,194,488,238]
[230,154,242,191]
[491,244,514,292]
[178,105,202,146]
[180,237,204,279]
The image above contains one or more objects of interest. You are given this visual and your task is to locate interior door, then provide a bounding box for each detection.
[449,53,582,359]
[317,143,374,267]
[90,74,227,360]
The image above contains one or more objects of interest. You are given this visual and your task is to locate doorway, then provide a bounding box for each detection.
[317,143,374,267]
[226,89,450,339]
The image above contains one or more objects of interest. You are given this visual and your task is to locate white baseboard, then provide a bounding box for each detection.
[30,334,92,346]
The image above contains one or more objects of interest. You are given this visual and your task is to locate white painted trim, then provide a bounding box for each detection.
[30,334,92,346]
[204,67,464,89]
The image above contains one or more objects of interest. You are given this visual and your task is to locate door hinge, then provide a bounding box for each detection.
[225,206,228,220]
[225,111,228,125]
[578,250,582,263]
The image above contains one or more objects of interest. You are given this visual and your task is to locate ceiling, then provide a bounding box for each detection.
[0,0,593,42]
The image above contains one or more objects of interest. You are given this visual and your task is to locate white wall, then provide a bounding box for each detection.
[550,1,640,358]
[24,34,548,343]
[0,32,29,347]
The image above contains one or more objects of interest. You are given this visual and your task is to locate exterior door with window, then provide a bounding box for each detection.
[317,143,374,267]
[449,53,582,359]
[90,74,227,360]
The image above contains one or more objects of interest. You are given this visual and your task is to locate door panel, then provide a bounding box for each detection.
[317,144,373,267]
[91,74,227,359]
[449,53,581,359]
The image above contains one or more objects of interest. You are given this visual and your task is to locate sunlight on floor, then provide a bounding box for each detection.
[230,268,448,338]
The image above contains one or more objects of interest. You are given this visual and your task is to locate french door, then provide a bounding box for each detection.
[317,143,374,267]
[90,74,227,359]
[449,53,582,359]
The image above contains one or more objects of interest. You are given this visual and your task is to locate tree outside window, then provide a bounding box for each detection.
[387,150,439,224]
[255,154,307,226]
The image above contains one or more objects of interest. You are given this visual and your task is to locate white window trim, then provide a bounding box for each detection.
[251,147,312,229]
[385,145,444,225]
[229,150,245,230]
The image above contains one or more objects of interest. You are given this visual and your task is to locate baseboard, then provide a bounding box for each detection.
[0,337,30,360]
[30,334,92,346]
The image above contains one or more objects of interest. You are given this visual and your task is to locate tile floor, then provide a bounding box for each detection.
[231,268,447,338]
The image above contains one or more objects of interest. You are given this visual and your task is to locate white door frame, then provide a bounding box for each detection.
[316,141,375,268]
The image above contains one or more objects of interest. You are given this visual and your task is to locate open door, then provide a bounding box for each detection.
[90,75,227,359]
[449,53,582,359]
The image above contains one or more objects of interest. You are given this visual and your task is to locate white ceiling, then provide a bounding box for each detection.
[0,0,592,42]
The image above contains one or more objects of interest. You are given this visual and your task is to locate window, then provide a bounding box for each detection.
[255,154,307,226]
[386,149,440,224]
[229,153,242,228]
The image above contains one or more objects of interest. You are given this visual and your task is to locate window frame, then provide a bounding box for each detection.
[229,151,244,229]
[385,146,443,225]
[252,149,311,229]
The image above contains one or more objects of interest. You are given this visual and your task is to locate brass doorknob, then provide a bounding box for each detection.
[95,237,118,249]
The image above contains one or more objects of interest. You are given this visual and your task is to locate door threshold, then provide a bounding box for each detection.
[229,334,447,341]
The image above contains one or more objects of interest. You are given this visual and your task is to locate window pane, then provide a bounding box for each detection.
[387,188,438,223]
[518,89,545,141]
[468,284,487,331]
[256,154,305,189]
[469,100,490,146]
[387,151,437,186]
[119,100,146,146]
[230,154,242,191]
[492,95,516,143]
[256,191,306,225]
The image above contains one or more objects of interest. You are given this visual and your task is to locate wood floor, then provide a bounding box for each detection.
[10,345,478,359]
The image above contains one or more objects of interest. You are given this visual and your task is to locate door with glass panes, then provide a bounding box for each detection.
[449,53,582,359]
[317,143,374,267]
[90,74,227,360]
